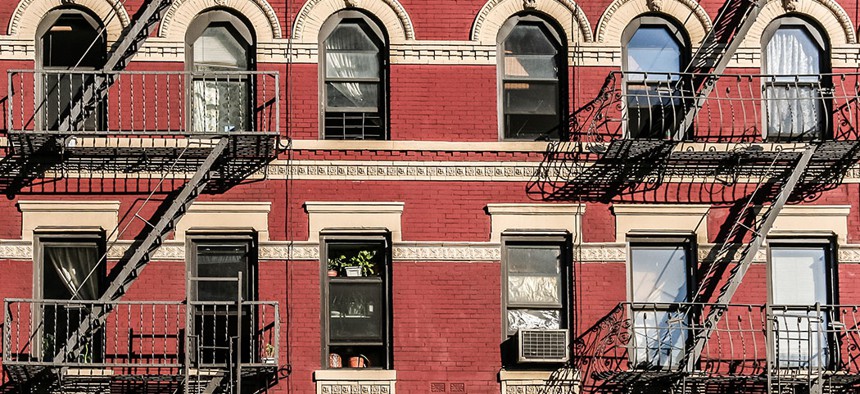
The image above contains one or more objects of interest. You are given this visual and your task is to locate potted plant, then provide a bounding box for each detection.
[327,255,347,277]
[262,343,276,365]
[344,250,376,277]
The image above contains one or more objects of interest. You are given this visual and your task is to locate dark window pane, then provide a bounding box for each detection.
[43,245,100,300]
[329,281,384,342]
[504,24,558,55]
[196,245,248,302]
[505,114,560,139]
[504,82,558,114]
[42,14,105,68]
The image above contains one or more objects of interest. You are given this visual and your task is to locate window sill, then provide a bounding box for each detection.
[314,370,396,393]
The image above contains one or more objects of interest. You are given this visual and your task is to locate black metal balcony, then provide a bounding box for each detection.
[576,302,860,393]
[2,298,280,387]
[528,72,860,203]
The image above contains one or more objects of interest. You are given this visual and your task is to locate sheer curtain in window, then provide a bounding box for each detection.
[45,246,99,300]
[765,27,823,139]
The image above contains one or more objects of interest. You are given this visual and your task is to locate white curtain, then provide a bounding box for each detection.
[630,246,689,368]
[325,24,379,109]
[765,28,822,139]
[771,248,830,368]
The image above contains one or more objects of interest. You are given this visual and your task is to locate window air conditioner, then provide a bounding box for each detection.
[516,329,570,363]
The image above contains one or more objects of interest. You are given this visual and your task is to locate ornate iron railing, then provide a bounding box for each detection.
[576,302,860,390]
[569,72,860,143]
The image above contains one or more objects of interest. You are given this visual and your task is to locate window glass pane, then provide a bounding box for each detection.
[505,114,561,140]
[327,242,385,277]
[627,26,681,75]
[325,52,380,79]
[192,80,249,132]
[504,83,558,114]
[507,245,562,305]
[327,82,379,109]
[504,24,557,55]
[771,246,828,305]
[766,27,820,76]
[196,245,248,302]
[765,85,823,139]
[631,309,687,368]
[507,309,561,333]
[193,25,248,71]
[325,23,378,51]
[329,282,384,342]
[43,245,100,300]
[504,55,557,79]
[42,14,104,68]
[630,245,688,304]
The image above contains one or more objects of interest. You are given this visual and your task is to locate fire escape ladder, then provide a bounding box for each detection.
[52,138,230,364]
[60,0,174,131]
[673,0,766,137]
[683,145,816,372]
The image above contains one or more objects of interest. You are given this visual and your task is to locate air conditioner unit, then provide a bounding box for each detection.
[516,329,570,363]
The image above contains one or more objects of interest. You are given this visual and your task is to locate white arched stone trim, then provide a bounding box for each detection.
[741,0,856,47]
[471,0,593,44]
[8,0,129,41]
[158,0,283,42]
[596,0,712,44]
[291,0,416,44]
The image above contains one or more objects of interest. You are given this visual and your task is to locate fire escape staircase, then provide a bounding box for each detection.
[682,146,816,375]
[44,0,238,386]
[61,0,175,132]
[52,138,229,365]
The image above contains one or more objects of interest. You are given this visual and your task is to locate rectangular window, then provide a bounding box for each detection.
[35,232,106,362]
[628,234,695,369]
[188,234,257,366]
[322,232,391,369]
[502,232,570,337]
[769,238,836,368]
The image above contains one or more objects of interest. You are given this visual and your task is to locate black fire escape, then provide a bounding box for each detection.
[525,0,860,392]
[1,0,281,393]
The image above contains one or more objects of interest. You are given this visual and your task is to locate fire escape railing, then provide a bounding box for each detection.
[7,70,280,136]
[578,303,860,384]
[2,298,280,370]
[568,71,860,144]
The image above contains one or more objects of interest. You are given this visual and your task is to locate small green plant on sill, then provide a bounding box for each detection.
[349,250,376,276]
[328,255,348,274]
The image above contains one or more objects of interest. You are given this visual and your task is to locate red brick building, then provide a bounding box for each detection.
[1,0,860,393]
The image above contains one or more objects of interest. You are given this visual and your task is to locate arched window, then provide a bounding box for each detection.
[623,16,689,140]
[36,8,106,130]
[320,11,388,140]
[498,15,566,140]
[186,10,254,133]
[762,17,829,140]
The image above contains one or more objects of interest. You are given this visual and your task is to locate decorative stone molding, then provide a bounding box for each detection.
[314,370,396,394]
[292,0,415,44]
[158,0,282,42]
[768,205,851,243]
[499,370,580,394]
[18,201,121,242]
[174,202,272,241]
[8,0,129,42]
[5,240,860,263]
[471,0,593,43]
[305,202,405,242]
[487,203,585,242]
[613,204,710,243]
[595,0,712,44]
[740,0,856,51]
